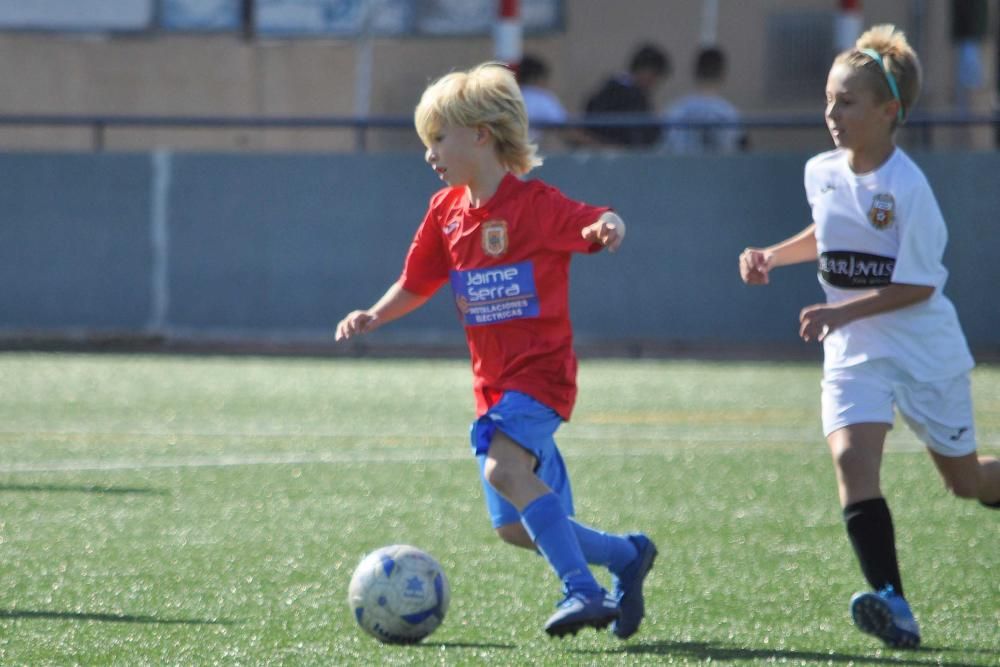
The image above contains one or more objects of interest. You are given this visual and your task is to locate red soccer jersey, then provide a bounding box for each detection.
[400,173,609,420]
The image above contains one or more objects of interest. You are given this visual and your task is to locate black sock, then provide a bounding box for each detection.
[843,497,904,597]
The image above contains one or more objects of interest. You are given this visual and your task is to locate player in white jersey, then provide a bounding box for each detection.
[738,24,1000,649]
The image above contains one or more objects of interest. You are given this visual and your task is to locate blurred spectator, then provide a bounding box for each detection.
[583,43,671,147]
[516,54,569,146]
[951,0,989,114]
[662,46,747,154]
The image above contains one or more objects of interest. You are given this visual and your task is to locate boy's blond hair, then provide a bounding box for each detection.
[835,24,922,126]
[414,62,542,175]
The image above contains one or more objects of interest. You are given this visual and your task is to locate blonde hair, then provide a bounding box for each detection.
[834,24,922,125]
[414,62,542,175]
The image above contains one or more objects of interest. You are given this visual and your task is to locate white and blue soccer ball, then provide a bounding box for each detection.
[348,544,450,644]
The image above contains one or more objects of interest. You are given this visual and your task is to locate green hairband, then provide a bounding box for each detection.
[860,48,904,122]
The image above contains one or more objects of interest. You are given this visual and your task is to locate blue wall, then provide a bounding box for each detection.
[0,154,153,330]
[1,151,997,352]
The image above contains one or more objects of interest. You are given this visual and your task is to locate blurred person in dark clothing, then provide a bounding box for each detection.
[583,44,670,147]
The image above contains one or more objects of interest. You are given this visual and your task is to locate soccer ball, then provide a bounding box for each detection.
[347,544,450,643]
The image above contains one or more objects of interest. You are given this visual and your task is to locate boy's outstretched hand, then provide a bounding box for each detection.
[582,213,626,252]
[335,310,379,341]
[334,283,430,342]
[739,248,772,285]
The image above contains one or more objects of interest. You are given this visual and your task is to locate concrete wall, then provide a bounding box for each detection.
[0,0,996,152]
[1,150,998,353]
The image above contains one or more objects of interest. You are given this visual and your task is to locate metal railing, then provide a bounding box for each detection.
[1,111,998,152]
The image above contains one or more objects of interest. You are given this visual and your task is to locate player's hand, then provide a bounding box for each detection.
[739,247,772,285]
[582,218,625,252]
[799,303,842,342]
[335,310,379,341]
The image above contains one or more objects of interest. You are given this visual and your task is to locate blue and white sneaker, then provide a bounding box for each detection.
[544,590,619,638]
[610,533,658,639]
[850,586,921,649]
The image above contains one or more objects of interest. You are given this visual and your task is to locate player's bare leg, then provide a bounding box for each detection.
[483,431,617,636]
[928,450,1000,506]
[495,522,535,549]
[488,432,654,638]
[481,432,549,510]
[827,424,920,648]
[827,423,887,507]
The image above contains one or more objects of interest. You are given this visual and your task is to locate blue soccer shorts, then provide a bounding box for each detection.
[469,390,575,528]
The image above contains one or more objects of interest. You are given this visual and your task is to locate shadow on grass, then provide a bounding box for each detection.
[0,609,236,625]
[0,483,169,496]
[418,641,516,650]
[572,640,990,667]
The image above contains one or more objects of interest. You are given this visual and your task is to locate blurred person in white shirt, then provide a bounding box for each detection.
[516,54,569,148]
[663,46,746,154]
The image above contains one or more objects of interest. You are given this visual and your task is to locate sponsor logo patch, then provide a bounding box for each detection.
[868,193,895,229]
[819,251,895,288]
[450,261,539,326]
[481,220,508,257]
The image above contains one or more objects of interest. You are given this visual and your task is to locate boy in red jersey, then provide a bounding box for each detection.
[336,62,656,639]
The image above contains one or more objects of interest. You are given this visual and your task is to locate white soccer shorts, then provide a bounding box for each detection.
[821,358,977,457]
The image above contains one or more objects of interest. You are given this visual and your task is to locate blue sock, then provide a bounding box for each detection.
[570,520,638,575]
[520,493,601,596]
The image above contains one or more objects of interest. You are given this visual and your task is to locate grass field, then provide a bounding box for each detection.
[0,353,997,665]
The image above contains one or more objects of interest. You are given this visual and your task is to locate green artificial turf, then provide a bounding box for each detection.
[0,353,996,665]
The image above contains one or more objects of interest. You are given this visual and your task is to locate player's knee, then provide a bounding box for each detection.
[482,458,516,495]
[831,444,866,475]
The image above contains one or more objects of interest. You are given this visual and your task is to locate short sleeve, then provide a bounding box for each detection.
[535,184,610,254]
[891,181,949,289]
[399,202,451,296]
[803,155,821,209]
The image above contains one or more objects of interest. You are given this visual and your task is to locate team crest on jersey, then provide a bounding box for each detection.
[481,220,508,257]
[868,193,895,229]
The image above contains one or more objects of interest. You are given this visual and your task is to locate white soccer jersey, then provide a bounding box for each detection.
[804,147,974,381]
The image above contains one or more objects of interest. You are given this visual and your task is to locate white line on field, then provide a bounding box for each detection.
[0,438,945,474]
[0,450,469,473]
[5,426,994,448]
[0,427,830,444]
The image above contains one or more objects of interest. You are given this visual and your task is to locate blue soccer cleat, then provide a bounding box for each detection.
[544,590,620,638]
[850,586,921,649]
[610,533,658,639]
